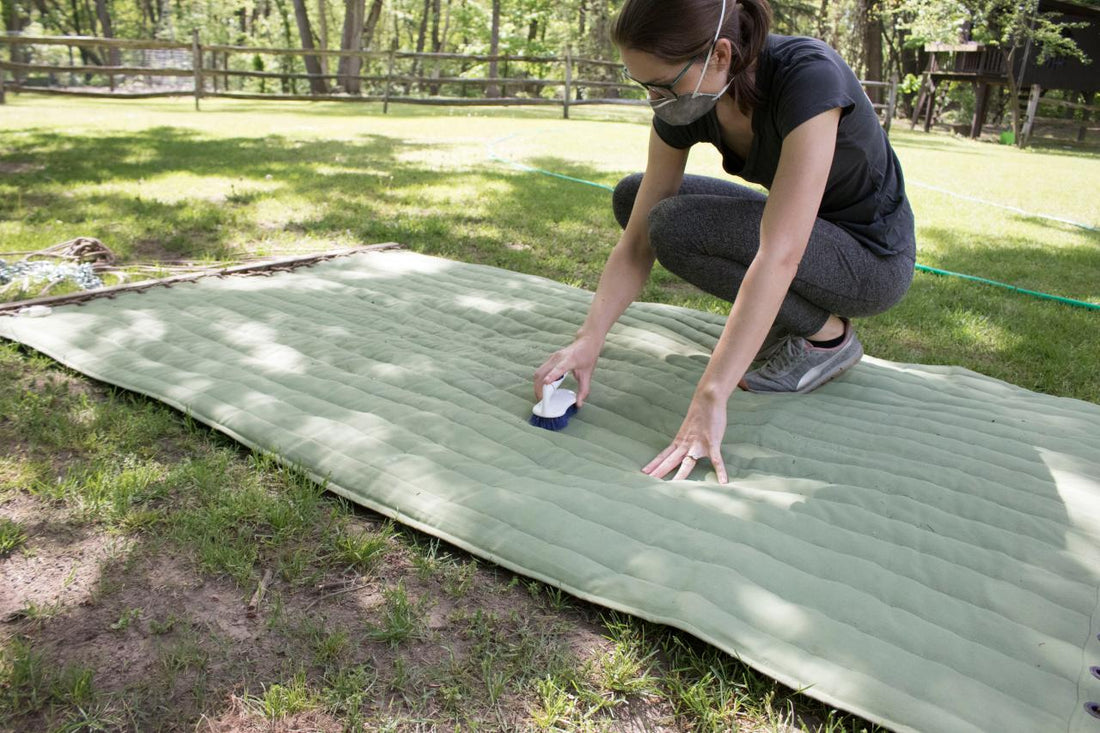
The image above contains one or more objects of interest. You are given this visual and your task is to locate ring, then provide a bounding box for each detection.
[686,453,703,461]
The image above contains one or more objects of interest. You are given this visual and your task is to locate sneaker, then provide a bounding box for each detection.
[753,323,790,365]
[740,319,863,393]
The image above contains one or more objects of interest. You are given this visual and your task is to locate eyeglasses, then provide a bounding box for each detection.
[621,57,700,100]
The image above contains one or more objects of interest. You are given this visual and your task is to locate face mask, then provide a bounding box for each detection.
[650,0,731,126]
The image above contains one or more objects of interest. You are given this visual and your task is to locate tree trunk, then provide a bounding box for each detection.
[862,0,882,102]
[3,0,30,83]
[486,0,500,97]
[274,0,296,92]
[428,0,441,93]
[317,0,330,78]
[439,0,452,51]
[338,0,366,93]
[94,0,121,66]
[591,0,615,97]
[69,0,84,34]
[408,0,430,91]
[291,0,328,93]
[578,0,586,38]
[362,0,383,49]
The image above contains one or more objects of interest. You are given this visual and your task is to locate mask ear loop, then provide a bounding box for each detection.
[689,0,729,99]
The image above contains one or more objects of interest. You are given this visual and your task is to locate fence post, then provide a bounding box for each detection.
[0,65,5,105]
[382,45,396,114]
[562,47,572,120]
[884,75,897,135]
[192,30,203,111]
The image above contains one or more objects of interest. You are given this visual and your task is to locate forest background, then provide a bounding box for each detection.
[2,0,1097,132]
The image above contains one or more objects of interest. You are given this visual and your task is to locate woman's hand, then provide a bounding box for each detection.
[642,390,729,483]
[533,335,602,407]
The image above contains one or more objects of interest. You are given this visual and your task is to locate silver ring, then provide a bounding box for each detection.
[686,453,703,461]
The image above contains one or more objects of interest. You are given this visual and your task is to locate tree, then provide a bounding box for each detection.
[887,0,1089,145]
[362,0,383,48]
[316,0,330,78]
[337,0,366,93]
[486,0,500,96]
[291,0,329,93]
[94,0,120,67]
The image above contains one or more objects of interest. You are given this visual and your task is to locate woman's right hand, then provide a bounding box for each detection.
[533,336,602,407]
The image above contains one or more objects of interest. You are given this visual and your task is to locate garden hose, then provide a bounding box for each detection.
[487,131,1099,313]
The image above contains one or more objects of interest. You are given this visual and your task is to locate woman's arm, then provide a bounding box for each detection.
[534,128,689,404]
[696,107,842,399]
[575,128,690,345]
[643,107,842,482]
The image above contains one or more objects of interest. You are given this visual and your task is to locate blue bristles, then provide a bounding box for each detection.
[529,403,578,431]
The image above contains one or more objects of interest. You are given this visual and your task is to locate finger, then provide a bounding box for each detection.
[574,369,591,407]
[533,364,551,400]
[672,456,696,481]
[710,447,728,485]
[642,444,678,474]
[646,449,688,480]
[642,451,677,479]
[533,363,566,400]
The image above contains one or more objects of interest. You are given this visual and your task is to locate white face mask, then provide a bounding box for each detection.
[650,0,731,126]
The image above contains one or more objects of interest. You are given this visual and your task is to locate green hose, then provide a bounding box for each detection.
[487,133,1099,313]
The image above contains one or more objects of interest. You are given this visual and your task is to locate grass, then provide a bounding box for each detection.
[0,517,27,557]
[0,92,1096,731]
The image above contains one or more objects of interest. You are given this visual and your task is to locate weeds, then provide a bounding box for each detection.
[368,582,425,645]
[330,522,393,574]
[0,516,28,556]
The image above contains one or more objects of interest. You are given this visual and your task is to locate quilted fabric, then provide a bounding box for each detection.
[3,250,1099,733]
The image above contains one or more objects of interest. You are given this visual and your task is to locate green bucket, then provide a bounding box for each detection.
[999,130,1016,145]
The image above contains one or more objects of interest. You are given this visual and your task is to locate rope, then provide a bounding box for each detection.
[486,131,1100,313]
[906,180,1099,233]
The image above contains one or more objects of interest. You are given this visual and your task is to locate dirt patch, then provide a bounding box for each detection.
[130,238,187,264]
[0,494,127,622]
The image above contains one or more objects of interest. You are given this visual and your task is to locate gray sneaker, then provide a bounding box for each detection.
[753,323,790,365]
[740,319,863,393]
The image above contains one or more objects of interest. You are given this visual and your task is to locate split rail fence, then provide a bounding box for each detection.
[0,33,898,128]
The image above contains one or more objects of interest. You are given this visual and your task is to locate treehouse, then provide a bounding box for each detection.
[911,0,1099,142]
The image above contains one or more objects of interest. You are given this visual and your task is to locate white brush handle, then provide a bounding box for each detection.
[538,375,565,415]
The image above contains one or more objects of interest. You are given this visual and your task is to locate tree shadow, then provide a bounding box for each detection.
[0,126,627,293]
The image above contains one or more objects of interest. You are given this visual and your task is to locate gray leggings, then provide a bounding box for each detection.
[613,173,916,337]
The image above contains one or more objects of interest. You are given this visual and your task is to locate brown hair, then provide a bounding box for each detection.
[611,0,772,114]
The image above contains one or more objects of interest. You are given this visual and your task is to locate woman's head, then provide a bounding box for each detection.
[612,0,772,114]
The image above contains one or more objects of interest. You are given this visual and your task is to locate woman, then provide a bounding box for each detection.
[533,0,916,483]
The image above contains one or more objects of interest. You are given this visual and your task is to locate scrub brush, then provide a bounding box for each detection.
[530,375,578,431]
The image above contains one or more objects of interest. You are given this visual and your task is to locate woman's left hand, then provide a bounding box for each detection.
[642,391,729,483]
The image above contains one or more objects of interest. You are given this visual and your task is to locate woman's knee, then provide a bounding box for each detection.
[647,197,696,273]
[612,173,645,230]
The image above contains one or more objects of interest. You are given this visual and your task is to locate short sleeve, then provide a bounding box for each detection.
[773,50,858,139]
[652,115,701,149]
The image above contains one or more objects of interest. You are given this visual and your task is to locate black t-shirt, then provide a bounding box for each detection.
[653,34,913,256]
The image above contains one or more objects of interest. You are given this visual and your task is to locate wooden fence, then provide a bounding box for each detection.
[0,34,898,127]
[1020,84,1098,144]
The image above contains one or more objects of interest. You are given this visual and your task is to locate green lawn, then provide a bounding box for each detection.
[1,94,1097,732]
